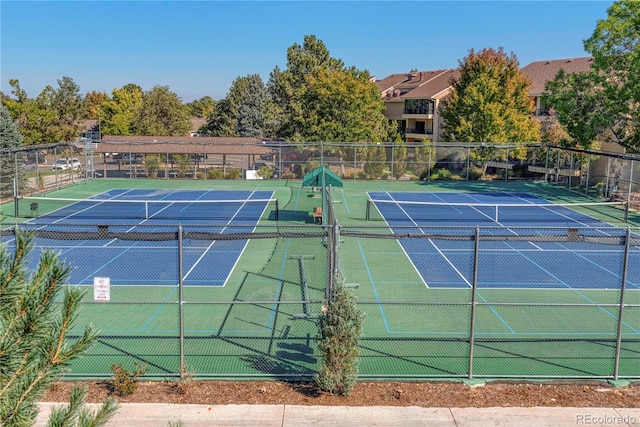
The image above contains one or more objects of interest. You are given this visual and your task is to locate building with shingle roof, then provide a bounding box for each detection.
[376,69,460,143]
[376,57,596,144]
[521,57,594,116]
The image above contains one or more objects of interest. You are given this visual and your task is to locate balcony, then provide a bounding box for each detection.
[406,128,433,135]
[402,108,434,119]
[405,128,434,141]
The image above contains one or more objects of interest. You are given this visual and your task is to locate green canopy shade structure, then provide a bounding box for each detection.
[302,166,343,188]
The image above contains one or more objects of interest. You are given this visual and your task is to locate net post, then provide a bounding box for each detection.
[366,200,370,221]
[275,199,279,220]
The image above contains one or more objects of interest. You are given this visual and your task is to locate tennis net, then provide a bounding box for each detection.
[365,199,629,224]
[16,196,279,222]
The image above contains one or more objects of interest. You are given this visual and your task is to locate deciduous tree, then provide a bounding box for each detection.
[136,85,191,136]
[186,96,216,118]
[268,35,344,140]
[300,68,392,143]
[84,91,107,120]
[99,84,143,136]
[3,79,67,145]
[440,47,539,174]
[544,0,640,153]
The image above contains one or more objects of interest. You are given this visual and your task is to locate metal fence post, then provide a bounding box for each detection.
[466,143,470,181]
[391,141,394,180]
[627,159,634,201]
[613,227,631,379]
[505,147,509,181]
[354,145,357,181]
[544,143,550,182]
[585,154,591,195]
[428,142,433,181]
[605,157,612,198]
[327,223,333,301]
[468,226,480,379]
[178,225,185,378]
[555,149,560,183]
[569,152,574,189]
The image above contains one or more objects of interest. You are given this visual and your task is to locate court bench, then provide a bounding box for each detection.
[312,206,323,224]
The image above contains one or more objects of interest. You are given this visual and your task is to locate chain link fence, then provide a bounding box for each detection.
[3,142,640,213]
[0,143,95,203]
[2,212,638,380]
[342,225,639,379]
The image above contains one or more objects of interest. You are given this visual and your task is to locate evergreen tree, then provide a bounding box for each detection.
[204,75,269,138]
[0,233,118,426]
[316,278,364,396]
[0,104,27,198]
[412,139,436,179]
[236,75,268,138]
[52,77,85,142]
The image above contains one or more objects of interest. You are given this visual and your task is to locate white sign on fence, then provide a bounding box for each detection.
[93,277,111,301]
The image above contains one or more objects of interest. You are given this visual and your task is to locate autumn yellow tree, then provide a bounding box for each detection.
[440,48,540,175]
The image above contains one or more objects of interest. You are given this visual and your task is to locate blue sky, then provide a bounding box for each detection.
[1,1,613,102]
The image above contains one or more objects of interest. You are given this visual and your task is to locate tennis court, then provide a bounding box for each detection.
[11,189,278,286]
[365,191,638,290]
[2,183,329,378]
[2,180,638,379]
[330,187,639,378]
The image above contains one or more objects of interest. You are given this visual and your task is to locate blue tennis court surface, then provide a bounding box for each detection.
[14,189,275,287]
[368,192,640,290]
[368,191,622,227]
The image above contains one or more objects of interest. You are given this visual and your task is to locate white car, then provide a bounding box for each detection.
[50,158,82,171]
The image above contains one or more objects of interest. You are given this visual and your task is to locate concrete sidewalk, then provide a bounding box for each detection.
[36,403,640,426]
